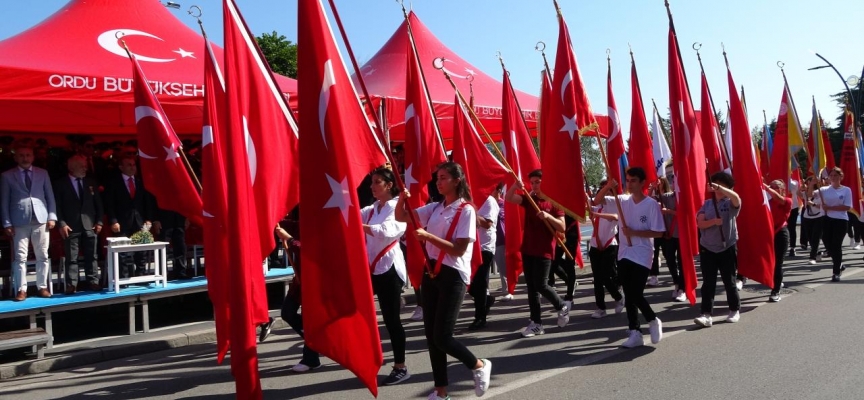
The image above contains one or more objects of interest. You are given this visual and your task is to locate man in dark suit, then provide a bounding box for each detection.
[103,156,156,278]
[157,209,190,280]
[55,155,103,293]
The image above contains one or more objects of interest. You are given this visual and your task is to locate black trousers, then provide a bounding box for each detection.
[549,246,577,300]
[847,212,861,243]
[65,230,98,286]
[650,239,662,276]
[469,251,494,321]
[371,266,407,364]
[823,217,848,275]
[588,246,621,309]
[524,254,565,324]
[773,227,789,292]
[618,258,656,331]
[787,208,799,249]
[699,245,740,314]
[660,237,684,289]
[280,294,320,366]
[422,266,478,388]
[804,217,823,260]
[800,215,813,248]
[164,227,188,276]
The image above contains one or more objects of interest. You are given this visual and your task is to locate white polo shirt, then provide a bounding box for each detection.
[589,196,618,249]
[819,185,852,220]
[477,196,499,253]
[416,199,477,284]
[615,194,665,269]
[360,197,407,283]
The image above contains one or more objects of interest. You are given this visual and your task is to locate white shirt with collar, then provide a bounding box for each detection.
[69,175,85,198]
[589,196,619,249]
[477,196,499,253]
[415,198,477,284]
[360,197,407,282]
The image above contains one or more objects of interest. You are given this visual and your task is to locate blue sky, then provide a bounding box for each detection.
[2,0,860,140]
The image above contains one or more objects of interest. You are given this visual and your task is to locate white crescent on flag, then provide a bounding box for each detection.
[319,60,336,150]
[98,29,176,63]
[242,116,257,184]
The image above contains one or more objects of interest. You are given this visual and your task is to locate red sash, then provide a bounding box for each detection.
[366,204,399,271]
[591,205,615,251]
[429,202,470,278]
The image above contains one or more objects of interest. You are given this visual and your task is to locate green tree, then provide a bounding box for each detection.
[255,31,297,78]
[580,136,604,187]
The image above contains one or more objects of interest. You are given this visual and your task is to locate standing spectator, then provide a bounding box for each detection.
[1,144,57,301]
[54,155,103,293]
[103,156,156,278]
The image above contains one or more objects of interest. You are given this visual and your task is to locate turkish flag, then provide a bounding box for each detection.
[541,14,593,219]
[606,62,626,188]
[769,87,793,185]
[200,37,232,365]
[130,54,203,226]
[760,124,772,178]
[667,27,706,305]
[403,37,447,289]
[628,58,656,184]
[298,0,388,395]
[840,107,863,217]
[501,71,541,294]
[820,117,836,169]
[727,67,775,289]
[699,73,727,174]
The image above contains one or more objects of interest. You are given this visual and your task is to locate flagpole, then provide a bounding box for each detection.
[497,53,539,152]
[693,42,732,170]
[665,0,695,102]
[435,59,575,261]
[650,99,673,238]
[535,41,553,84]
[778,62,812,166]
[398,0,447,154]
[119,35,202,193]
[600,51,632,246]
[325,0,433,263]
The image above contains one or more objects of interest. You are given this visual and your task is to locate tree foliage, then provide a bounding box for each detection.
[255,31,297,79]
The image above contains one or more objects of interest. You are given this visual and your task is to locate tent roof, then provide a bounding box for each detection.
[0,0,297,136]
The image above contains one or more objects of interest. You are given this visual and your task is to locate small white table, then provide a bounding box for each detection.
[105,242,169,293]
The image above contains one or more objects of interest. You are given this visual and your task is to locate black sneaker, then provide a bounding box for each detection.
[258,317,275,343]
[467,319,487,331]
[485,295,496,315]
[831,274,841,282]
[768,291,781,302]
[789,248,796,257]
[383,367,411,385]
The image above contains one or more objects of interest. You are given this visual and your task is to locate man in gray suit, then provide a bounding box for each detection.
[1,145,57,301]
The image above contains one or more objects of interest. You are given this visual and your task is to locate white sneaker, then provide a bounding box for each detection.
[614,297,625,314]
[674,291,687,302]
[501,293,514,301]
[694,314,713,327]
[646,275,660,286]
[557,302,571,328]
[521,321,545,337]
[735,279,743,291]
[427,391,450,400]
[291,362,322,373]
[621,329,644,348]
[472,358,492,396]
[855,244,862,250]
[590,309,607,319]
[410,306,424,321]
[648,318,663,344]
[808,259,817,265]
[727,310,740,323]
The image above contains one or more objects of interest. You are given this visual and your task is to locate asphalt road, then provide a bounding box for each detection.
[1,247,862,400]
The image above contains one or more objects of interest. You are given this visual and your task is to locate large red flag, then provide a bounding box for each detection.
[629,57,656,184]
[403,35,447,289]
[200,35,232,364]
[298,0,388,395]
[820,117,836,169]
[840,107,863,217]
[769,87,793,186]
[727,67,775,289]
[501,71,542,294]
[667,27,706,305]
[541,12,593,219]
[606,60,626,189]
[699,73,726,174]
[130,54,203,227]
[759,123,772,178]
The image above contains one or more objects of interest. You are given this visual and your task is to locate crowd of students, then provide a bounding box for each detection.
[273,159,855,400]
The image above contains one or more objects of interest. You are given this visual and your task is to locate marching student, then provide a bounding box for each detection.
[395,161,491,400]
[596,167,665,348]
[787,177,802,257]
[802,176,827,264]
[764,180,792,302]
[694,172,742,327]
[587,179,624,319]
[817,167,852,281]
[361,167,411,385]
[468,185,501,331]
[492,186,513,301]
[505,169,570,338]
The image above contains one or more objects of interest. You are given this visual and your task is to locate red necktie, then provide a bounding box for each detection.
[127,177,136,199]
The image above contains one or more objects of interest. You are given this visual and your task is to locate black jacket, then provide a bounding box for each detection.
[103,173,155,235]
[54,175,103,232]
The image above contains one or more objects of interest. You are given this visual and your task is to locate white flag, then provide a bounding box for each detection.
[724,113,733,170]
[651,109,672,179]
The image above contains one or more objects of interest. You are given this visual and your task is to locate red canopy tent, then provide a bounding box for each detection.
[0,0,297,136]
[354,12,608,146]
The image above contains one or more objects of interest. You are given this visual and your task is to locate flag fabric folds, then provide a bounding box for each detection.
[667,27,706,305]
[769,86,797,186]
[628,58,656,184]
[820,116,836,169]
[298,0,388,395]
[759,122,772,178]
[809,100,827,177]
[840,107,863,217]
[651,109,673,180]
[699,73,726,174]
[130,54,203,227]
[726,67,776,289]
[541,12,594,219]
[606,61,626,188]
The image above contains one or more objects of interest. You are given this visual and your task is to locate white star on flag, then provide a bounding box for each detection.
[403,163,418,189]
[164,143,180,163]
[173,48,195,58]
[324,174,352,225]
[560,114,578,140]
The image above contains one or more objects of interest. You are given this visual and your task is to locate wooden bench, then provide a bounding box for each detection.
[0,328,51,359]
